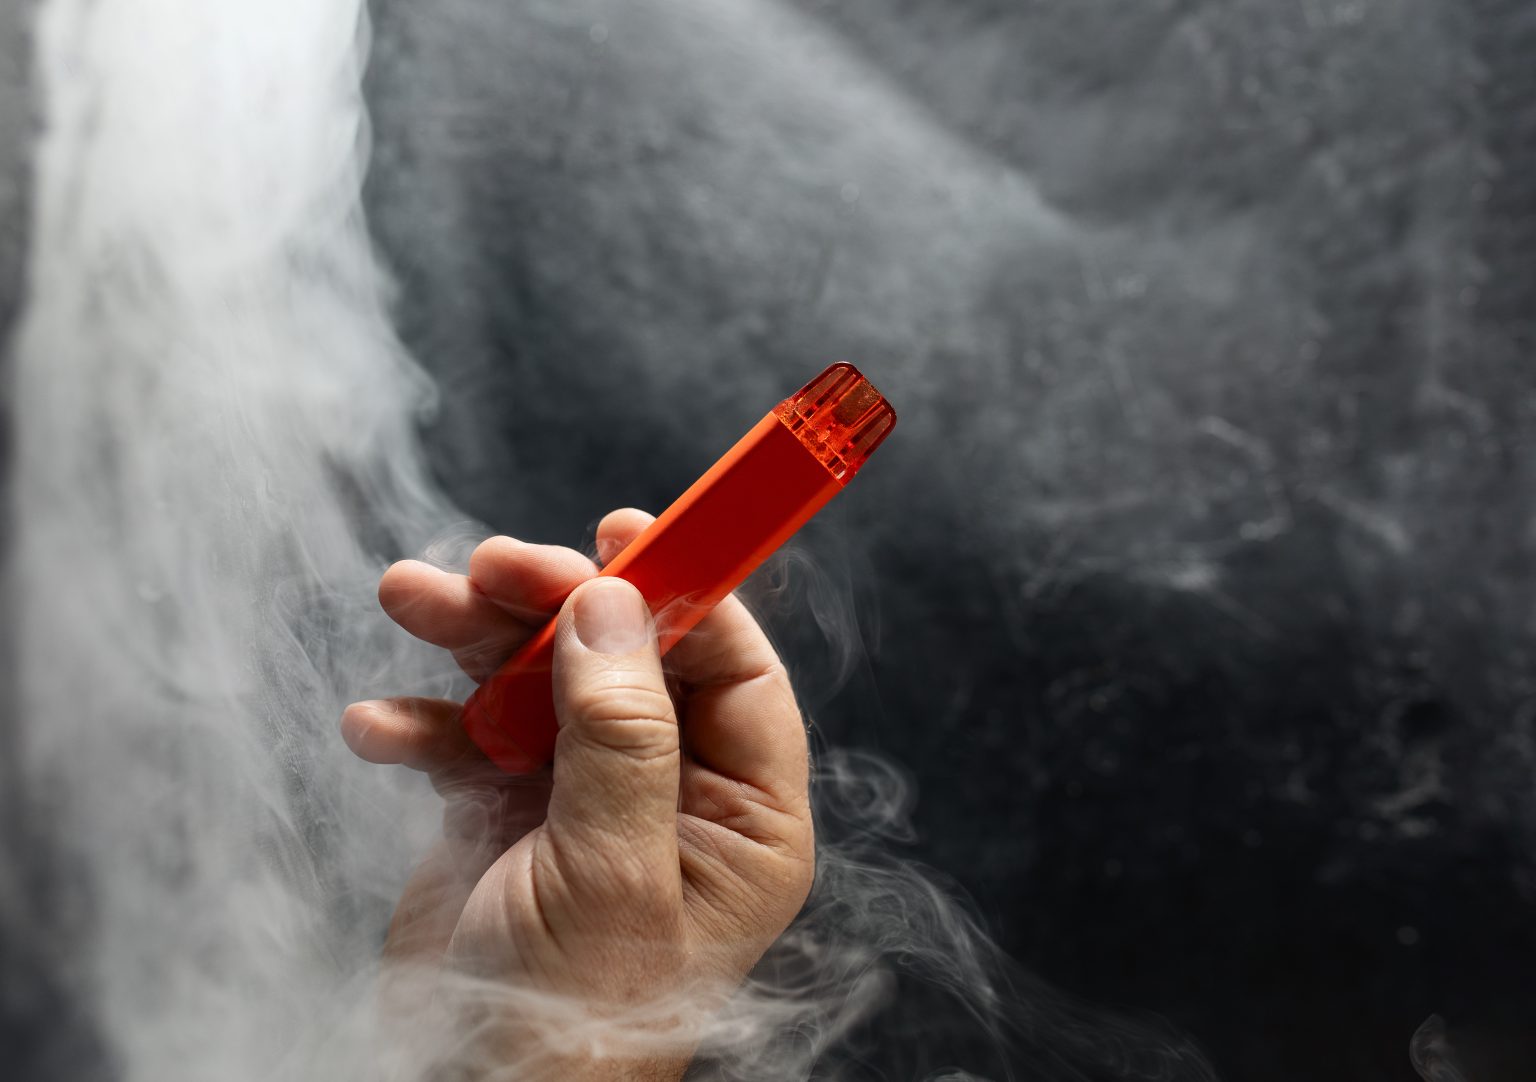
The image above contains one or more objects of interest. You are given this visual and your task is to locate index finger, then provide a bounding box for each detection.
[379,538,600,681]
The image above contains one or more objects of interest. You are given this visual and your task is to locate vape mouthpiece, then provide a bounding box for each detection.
[776,362,897,480]
[462,362,897,773]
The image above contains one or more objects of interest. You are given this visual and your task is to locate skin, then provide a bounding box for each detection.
[340,508,816,1079]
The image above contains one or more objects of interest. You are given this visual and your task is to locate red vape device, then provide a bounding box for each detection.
[461,363,897,774]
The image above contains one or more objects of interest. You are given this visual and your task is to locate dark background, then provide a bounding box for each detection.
[360,1,1536,1079]
[4,0,1535,1079]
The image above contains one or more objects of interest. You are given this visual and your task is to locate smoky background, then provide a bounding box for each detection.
[2,1,1534,1081]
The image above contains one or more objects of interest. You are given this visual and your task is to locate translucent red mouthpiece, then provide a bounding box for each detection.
[775,362,896,482]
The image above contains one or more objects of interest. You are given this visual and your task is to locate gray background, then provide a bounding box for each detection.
[362,1,1536,1079]
[3,0,1534,1079]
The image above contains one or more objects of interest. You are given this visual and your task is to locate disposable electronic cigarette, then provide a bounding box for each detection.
[461,362,897,774]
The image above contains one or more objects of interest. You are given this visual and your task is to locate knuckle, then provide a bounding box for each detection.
[566,681,679,757]
[572,716,681,761]
[576,680,675,723]
[467,535,515,580]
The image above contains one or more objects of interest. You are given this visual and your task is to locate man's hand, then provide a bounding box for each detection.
[341,509,815,1079]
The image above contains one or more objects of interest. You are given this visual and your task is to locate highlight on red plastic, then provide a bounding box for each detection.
[775,362,897,482]
[460,362,897,774]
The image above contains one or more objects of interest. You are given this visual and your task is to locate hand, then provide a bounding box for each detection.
[341,509,815,1080]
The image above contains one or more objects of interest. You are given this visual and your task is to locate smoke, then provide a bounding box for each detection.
[695,747,1219,1082]
[9,0,453,1075]
[0,1,1225,1080]
[1411,1016,1469,1082]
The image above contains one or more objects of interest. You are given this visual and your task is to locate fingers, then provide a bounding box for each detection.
[546,578,681,865]
[595,507,656,565]
[341,696,480,771]
[368,510,805,823]
[379,538,597,679]
[468,537,596,621]
[343,697,553,873]
[378,561,533,679]
[365,526,645,768]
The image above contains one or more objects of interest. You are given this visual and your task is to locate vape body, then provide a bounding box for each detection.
[462,363,895,773]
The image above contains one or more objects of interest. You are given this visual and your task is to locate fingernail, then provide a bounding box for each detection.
[573,579,650,655]
[357,698,399,715]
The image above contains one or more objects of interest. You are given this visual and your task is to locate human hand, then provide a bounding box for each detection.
[341,509,815,1080]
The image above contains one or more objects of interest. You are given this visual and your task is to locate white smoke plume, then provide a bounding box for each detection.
[4,2,1220,1079]
[11,0,452,1075]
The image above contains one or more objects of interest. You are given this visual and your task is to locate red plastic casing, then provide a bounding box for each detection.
[460,362,897,774]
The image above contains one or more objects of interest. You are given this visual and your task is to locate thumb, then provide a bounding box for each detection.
[545,577,681,863]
